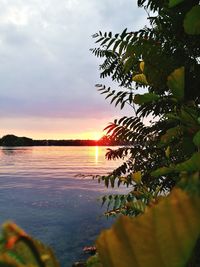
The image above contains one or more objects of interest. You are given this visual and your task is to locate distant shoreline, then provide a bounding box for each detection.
[0,134,123,147]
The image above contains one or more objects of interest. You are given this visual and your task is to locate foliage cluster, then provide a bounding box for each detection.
[86,0,200,266]
[91,0,200,218]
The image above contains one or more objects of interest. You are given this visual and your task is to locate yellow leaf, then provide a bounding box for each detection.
[132,171,142,184]
[120,177,128,182]
[139,61,145,72]
[167,67,184,100]
[132,74,148,85]
[96,188,200,267]
[165,146,170,158]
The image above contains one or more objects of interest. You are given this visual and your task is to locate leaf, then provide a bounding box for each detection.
[96,188,200,267]
[168,0,184,8]
[112,40,121,53]
[120,28,127,39]
[133,93,159,105]
[124,57,135,73]
[0,254,26,267]
[153,153,200,176]
[132,74,148,85]
[181,137,196,155]
[126,200,146,213]
[1,222,60,267]
[193,130,200,147]
[151,166,172,177]
[175,152,200,172]
[132,171,142,184]
[160,126,182,144]
[107,38,116,49]
[178,172,200,195]
[167,67,184,100]
[139,61,145,72]
[87,254,103,267]
[165,146,170,158]
[180,108,197,125]
[184,5,200,35]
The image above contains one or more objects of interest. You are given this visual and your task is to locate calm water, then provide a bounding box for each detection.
[0,146,122,266]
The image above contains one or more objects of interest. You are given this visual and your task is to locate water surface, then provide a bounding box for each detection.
[0,146,122,266]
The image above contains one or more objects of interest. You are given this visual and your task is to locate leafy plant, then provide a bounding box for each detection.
[89,0,200,266]
[91,0,200,217]
[0,222,60,267]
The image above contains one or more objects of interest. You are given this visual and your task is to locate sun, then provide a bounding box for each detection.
[92,132,102,141]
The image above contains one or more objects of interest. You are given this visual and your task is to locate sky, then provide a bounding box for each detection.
[0,0,147,140]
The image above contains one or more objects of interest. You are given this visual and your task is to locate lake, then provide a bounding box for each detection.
[0,146,123,267]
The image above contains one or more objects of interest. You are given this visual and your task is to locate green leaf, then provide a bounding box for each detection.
[132,74,148,85]
[175,152,200,172]
[0,254,26,267]
[184,5,200,35]
[123,57,134,73]
[160,126,182,144]
[153,153,200,176]
[96,188,200,267]
[193,130,200,147]
[87,254,103,267]
[178,172,200,194]
[1,222,60,267]
[181,137,196,155]
[133,93,159,105]
[180,108,197,125]
[167,67,184,100]
[151,166,172,177]
[126,200,146,213]
[168,0,184,8]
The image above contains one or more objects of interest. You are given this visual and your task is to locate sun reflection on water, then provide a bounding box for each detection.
[95,146,99,163]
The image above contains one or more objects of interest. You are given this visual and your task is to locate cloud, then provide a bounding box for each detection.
[0,0,147,137]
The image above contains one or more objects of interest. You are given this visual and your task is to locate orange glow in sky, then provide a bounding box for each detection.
[60,131,102,140]
[0,117,105,140]
[0,130,103,140]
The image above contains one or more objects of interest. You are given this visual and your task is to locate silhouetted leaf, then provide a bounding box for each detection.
[193,130,200,147]
[184,5,200,35]
[168,0,184,8]
[134,93,159,104]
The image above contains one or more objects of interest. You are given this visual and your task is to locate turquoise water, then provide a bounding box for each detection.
[0,146,122,266]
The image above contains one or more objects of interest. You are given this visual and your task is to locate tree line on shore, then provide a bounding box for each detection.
[0,134,127,146]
